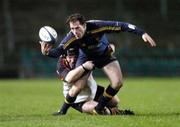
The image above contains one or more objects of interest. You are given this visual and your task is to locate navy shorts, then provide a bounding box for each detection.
[76,46,117,68]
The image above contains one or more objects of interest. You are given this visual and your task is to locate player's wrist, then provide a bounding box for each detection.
[81,64,89,71]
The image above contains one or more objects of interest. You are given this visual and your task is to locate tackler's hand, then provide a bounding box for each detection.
[82,61,95,71]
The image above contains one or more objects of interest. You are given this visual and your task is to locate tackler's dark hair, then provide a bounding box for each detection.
[66,47,79,56]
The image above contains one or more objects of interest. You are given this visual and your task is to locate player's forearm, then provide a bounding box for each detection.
[91,20,145,36]
[117,22,145,36]
[47,45,65,58]
[65,65,87,83]
[47,48,62,58]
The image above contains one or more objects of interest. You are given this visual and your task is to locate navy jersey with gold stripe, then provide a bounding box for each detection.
[48,20,145,58]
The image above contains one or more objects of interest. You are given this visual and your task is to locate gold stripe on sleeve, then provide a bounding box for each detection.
[91,26,121,34]
[63,37,77,49]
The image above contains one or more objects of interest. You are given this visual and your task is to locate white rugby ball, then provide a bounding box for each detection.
[39,26,57,44]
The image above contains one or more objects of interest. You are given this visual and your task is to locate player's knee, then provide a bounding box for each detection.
[118,80,123,87]
[112,79,123,89]
[82,104,88,113]
[82,104,92,114]
[82,101,97,114]
[69,86,81,97]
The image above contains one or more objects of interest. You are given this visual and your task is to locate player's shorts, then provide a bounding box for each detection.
[76,46,117,68]
[71,85,105,112]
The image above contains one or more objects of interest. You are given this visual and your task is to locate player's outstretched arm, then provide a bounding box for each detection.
[142,33,156,47]
[39,41,65,58]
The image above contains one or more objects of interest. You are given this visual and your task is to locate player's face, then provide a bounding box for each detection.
[70,21,86,39]
[66,55,77,68]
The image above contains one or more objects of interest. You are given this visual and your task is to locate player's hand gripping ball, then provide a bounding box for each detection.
[39,26,57,44]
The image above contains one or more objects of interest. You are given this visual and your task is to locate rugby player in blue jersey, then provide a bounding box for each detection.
[40,13,156,114]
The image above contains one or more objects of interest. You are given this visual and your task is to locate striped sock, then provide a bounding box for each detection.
[95,85,119,113]
[59,94,76,114]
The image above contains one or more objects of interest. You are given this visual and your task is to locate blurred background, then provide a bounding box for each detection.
[0,0,179,78]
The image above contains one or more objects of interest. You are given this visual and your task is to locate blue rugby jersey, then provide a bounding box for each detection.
[48,20,145,58]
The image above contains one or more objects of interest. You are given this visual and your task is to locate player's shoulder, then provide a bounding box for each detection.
[65,31,75,40]
[86,20,105,25]
[86,20,116,27]
[61,31,77,43]
[87,20,104,23]
[86,20,107,30]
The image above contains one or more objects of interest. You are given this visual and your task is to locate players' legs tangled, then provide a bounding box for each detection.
[57,73,89,115]
[94,60,123,114]
[82,94,120,115]
[107,95,120,108]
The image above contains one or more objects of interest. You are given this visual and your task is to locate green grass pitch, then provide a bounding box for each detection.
[0,78,180,127]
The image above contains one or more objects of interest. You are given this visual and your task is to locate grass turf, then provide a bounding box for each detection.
[0,78,179,127]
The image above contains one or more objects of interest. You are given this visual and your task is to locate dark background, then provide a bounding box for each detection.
[0,0,180,78]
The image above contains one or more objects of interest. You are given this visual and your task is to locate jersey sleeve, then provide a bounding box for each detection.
[60,32,78,50]
[117,21,145,36]
[47,32,77,58]
[88,20,145,36]
[47,44,64,58]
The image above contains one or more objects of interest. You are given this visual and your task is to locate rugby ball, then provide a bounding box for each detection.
[39,26,57,44]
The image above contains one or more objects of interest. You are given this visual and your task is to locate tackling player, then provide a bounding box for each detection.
[53,47,130,115]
